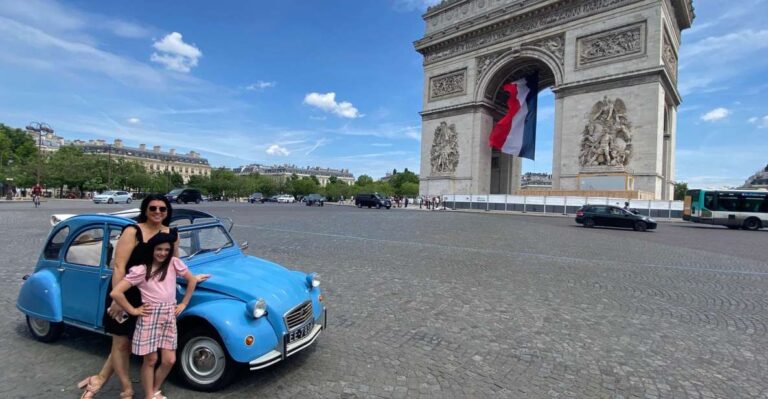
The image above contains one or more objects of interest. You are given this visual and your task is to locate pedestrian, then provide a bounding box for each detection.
[405,197,409,208]
[76,194,209,399]
[110,237,200,399]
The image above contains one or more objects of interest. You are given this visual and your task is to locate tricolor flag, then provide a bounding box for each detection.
[488,73,538,160]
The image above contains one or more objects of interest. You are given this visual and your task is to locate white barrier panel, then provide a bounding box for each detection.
[671,201,684,211]
[525,196,545,205]
[651,200,671,209]
[629,200,650,209]
[546,196,566,206]
[488,194,507,203]
[508,195,526,204]
[472,195,488,202]
[566,197,587,206]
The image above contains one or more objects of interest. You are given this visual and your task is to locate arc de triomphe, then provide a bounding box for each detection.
[415,0,694,200]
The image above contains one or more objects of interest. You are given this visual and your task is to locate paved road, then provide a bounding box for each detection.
[1,201,767,398]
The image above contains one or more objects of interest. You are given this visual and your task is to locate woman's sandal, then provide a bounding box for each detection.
[152,391,167,399]
[76,375,104,399]
[119,389,134,398]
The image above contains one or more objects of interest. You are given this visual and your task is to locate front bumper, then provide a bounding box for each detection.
[248,306,327,370]
[93,198,110,203]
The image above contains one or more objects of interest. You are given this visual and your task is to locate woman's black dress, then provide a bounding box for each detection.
[102,225,177,336]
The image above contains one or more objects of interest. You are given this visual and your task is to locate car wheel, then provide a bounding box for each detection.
[583,218,595,228]
[26,316,64,343]
[126,198,132,204]
[743,217,762,231]
[386,206,391,209]
[195,198,201,204]
[178,328,238,392]
[634,221,648,232]
[320,202,324,207]
[108,198,114,204]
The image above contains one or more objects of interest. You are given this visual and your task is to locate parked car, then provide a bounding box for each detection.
[276,194,295,203]
[166,188,203,204]
[248,193,264,204]
[304,193,326,207]
[575,204,657,231]
[16,209,326,391]
[92,190,132,204]
[355,193,392,209]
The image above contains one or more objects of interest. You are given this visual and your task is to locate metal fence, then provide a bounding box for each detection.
[441,194,684,219]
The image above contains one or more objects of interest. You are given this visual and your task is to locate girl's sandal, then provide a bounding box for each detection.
[76,376,103,399]
[152,391,167,399]
[119,389,134,398]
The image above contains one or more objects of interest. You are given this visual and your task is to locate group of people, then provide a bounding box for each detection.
[419,195,442,210]
[391,195,409,208]
[76,194,210,399]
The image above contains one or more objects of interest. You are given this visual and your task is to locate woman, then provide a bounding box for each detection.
[77,194,207,398]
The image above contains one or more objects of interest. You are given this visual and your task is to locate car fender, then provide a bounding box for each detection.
[181,299,280,363]
[16,269,62,322]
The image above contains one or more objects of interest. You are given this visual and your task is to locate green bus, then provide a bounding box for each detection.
[683,189,768,230]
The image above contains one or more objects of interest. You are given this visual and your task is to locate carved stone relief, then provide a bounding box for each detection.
[419,0,641,64]
[475,50,505,83]
[430,121,460,174]
[579,96,633,168]
[577,23,645,67]
[662,34,678,82]
[429,69,467,101]
[526,34,565,65]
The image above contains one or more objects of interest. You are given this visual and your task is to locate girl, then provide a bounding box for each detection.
[111,235,198,399]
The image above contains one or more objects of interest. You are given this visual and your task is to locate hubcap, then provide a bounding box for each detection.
[29,317,50,336]
[182,337,226,385]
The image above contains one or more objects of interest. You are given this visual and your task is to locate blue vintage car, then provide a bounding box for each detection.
[16,209,327,391]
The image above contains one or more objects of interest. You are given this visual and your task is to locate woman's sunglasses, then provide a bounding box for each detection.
[148,206,168,213]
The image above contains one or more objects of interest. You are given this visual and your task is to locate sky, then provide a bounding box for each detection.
[0,0,765,187]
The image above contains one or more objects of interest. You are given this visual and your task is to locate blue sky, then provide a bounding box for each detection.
[0,0,765,186]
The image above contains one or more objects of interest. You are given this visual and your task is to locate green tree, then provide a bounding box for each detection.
[389,170,419,195]
[674,182,688,201]
[400,182,419,197]
[356,174,373,186]
[290,176,319,197]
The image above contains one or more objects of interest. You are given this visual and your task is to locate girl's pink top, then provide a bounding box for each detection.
[124,257,189,304]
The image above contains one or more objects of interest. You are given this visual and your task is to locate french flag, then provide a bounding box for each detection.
[488,73,538,160]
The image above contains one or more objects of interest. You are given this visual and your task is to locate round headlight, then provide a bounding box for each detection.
[247,298,267,319]
[306,272,320,288]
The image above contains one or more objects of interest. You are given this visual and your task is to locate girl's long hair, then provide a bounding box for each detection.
[145,241,174,282]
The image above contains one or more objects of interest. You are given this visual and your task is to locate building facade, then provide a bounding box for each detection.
[234,164,355,186]
[71,139,211,183]
[741,164,768,189]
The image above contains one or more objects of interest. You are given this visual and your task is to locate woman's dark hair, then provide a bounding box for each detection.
[138,194,173,226]
[145,240,174,282]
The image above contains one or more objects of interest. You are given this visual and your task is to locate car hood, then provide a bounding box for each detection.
[190,254,309,311]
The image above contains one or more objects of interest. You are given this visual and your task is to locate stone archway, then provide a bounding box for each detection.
[415,0,694,200]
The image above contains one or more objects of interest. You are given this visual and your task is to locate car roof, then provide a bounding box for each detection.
[52,208,220,228]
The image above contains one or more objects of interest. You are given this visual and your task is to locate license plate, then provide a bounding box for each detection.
[288,320,314,343]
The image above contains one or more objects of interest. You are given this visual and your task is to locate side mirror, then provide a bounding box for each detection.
[240,241,249,250]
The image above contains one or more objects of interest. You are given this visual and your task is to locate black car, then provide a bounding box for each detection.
[575,204,657,231]
[304,193,326,206]
[166,188,203,204]
[355,193,391,209]
[248,192,264,204]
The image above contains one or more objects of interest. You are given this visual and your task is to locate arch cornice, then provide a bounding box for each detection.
[474,46,564,102]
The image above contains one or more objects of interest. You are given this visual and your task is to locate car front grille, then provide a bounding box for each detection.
[284,301,313,330]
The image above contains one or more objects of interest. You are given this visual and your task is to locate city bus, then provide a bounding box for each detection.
[683,188,768,230]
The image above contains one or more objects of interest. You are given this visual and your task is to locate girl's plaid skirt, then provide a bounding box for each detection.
[132,303,177,356]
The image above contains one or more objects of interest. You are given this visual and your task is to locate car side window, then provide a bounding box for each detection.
[44,226,70,260]
[65,227,105,267]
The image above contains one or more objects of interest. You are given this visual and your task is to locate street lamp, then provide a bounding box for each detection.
[25,122,54,185]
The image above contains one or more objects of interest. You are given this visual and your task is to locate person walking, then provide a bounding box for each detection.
[31,184,42,207]
[76,194,209,399]
[405,197,409,208]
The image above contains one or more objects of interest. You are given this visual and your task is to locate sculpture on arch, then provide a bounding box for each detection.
[430,121,460,174]
[579,96,633,168]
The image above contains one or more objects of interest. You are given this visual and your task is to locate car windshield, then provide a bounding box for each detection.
[178,224,234,259]
[102,191,117,195]
[168,189,183,195]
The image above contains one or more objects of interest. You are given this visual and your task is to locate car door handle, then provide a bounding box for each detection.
[101,275,110,279]
[57,267,65,272]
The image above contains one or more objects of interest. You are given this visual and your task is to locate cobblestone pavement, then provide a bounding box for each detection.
[2,201,767,398]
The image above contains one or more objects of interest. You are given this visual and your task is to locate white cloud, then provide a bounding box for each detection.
[266,144,290,156]
[150,32,202,73]
[392,0,442,11]
[303,92,361,119]
[701,107,730,121]
[127,117,140,124]
[748,115,768,128]
[246,81,276,91]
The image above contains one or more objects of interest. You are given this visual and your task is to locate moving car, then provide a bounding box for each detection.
[276,194,295,203]
[92,190,132,204]
[248,192,264,204]
[575,204,657,231]
[17,209,327,391]
[304,194,325,207]
[355,193,392,209]
[166,188,203,204]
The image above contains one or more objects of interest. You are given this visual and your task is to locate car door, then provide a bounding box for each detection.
[96,226,123,327]
[60,224,108,327]
[590,206,608,226]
